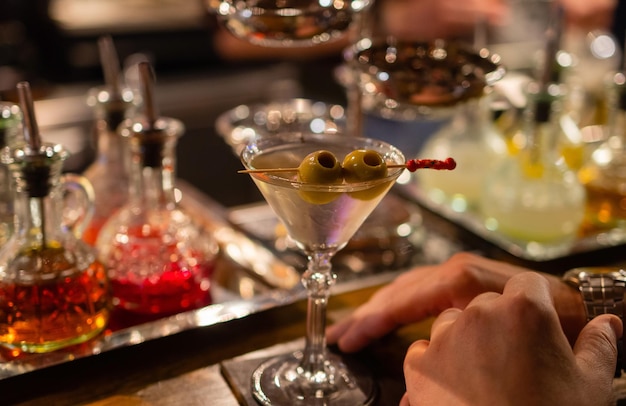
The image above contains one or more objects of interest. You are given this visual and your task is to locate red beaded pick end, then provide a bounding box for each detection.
[406,158,456,172]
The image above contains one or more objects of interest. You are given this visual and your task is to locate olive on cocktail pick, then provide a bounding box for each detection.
[297,150,343,183]
[238,155,456,175]
[297,150,342,204]
[342,149,392,201]
[341,149,388,182]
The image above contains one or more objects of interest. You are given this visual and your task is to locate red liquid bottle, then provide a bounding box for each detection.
[0,83,111,354]
[96,62,218,323]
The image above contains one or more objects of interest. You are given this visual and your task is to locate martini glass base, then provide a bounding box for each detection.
[251,350,378,406]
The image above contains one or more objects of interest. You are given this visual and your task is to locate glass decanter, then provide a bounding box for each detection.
[83,36,139,245]
[83,86,137,245]
[96,62,218,320]
[0,82,110,354]
[415,93,508,212]
[578,71,626,232]
[481,81,586,255]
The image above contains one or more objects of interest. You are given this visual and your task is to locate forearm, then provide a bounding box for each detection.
[213,28,349,62]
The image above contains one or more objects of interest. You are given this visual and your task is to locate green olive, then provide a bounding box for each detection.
[342,149,390,200]
[298,150,343,183]
[342,149,388,182]
[297,150,342,204]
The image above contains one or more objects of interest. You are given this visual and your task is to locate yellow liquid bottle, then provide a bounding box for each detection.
[481,82,586,256]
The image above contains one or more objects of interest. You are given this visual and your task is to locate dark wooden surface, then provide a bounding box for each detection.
[0,284,431,406]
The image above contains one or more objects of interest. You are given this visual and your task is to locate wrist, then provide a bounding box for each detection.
[562,267,626,376]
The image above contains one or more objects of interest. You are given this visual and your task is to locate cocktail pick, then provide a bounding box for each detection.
[238,157,456,173]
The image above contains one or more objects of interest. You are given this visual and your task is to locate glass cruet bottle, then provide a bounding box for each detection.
[96,62,218,320]
[415,92,508,212]
[83,36,139,245]
[481,81,586,254]
[578,71,626,233]
[0,82,110,355]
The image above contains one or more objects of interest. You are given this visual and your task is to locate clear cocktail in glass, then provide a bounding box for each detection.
[241,131,406,405]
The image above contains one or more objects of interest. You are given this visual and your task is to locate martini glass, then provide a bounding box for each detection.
[241,131,405,404]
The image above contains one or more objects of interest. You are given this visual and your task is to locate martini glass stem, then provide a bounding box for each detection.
[300,250,336,380]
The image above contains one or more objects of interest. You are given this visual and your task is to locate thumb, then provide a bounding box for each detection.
[574,314,623,377]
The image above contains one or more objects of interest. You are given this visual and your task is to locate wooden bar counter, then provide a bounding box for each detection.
[1,283,432,405]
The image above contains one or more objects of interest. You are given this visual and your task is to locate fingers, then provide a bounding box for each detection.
[326,320,370,353]
[326,312,397,353]
[574,314,623,378]
[429,308,462,341]
[428,273,555,345]
[326,319,350,345]
[404,339,430,373]
[500,272,552,301]
[429,292,503,341]
[499,272,557,319]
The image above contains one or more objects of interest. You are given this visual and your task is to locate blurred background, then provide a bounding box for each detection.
[0,0,625,209]
[0,0,353,207]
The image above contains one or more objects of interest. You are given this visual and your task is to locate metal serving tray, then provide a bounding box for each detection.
[0,181,301,378]
[399,182,626,263]
[0,182,450,380]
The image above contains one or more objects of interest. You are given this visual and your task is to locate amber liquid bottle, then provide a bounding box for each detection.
[0,83,110,354]
[578,72,626,233]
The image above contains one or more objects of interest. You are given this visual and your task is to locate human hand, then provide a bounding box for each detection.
[380,0,509,41]
[400,272,622,406]
[558,0,616,32]
[326,252,586,353]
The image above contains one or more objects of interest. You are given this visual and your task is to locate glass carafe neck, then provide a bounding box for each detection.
[522,84,565,166]
[88,86,138,166]
[2,143,67,249]
[95,126,127,167]
[129,156,176,210]
[13,191,62,249]
[87,86,138,130]
[123,117,183,210]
